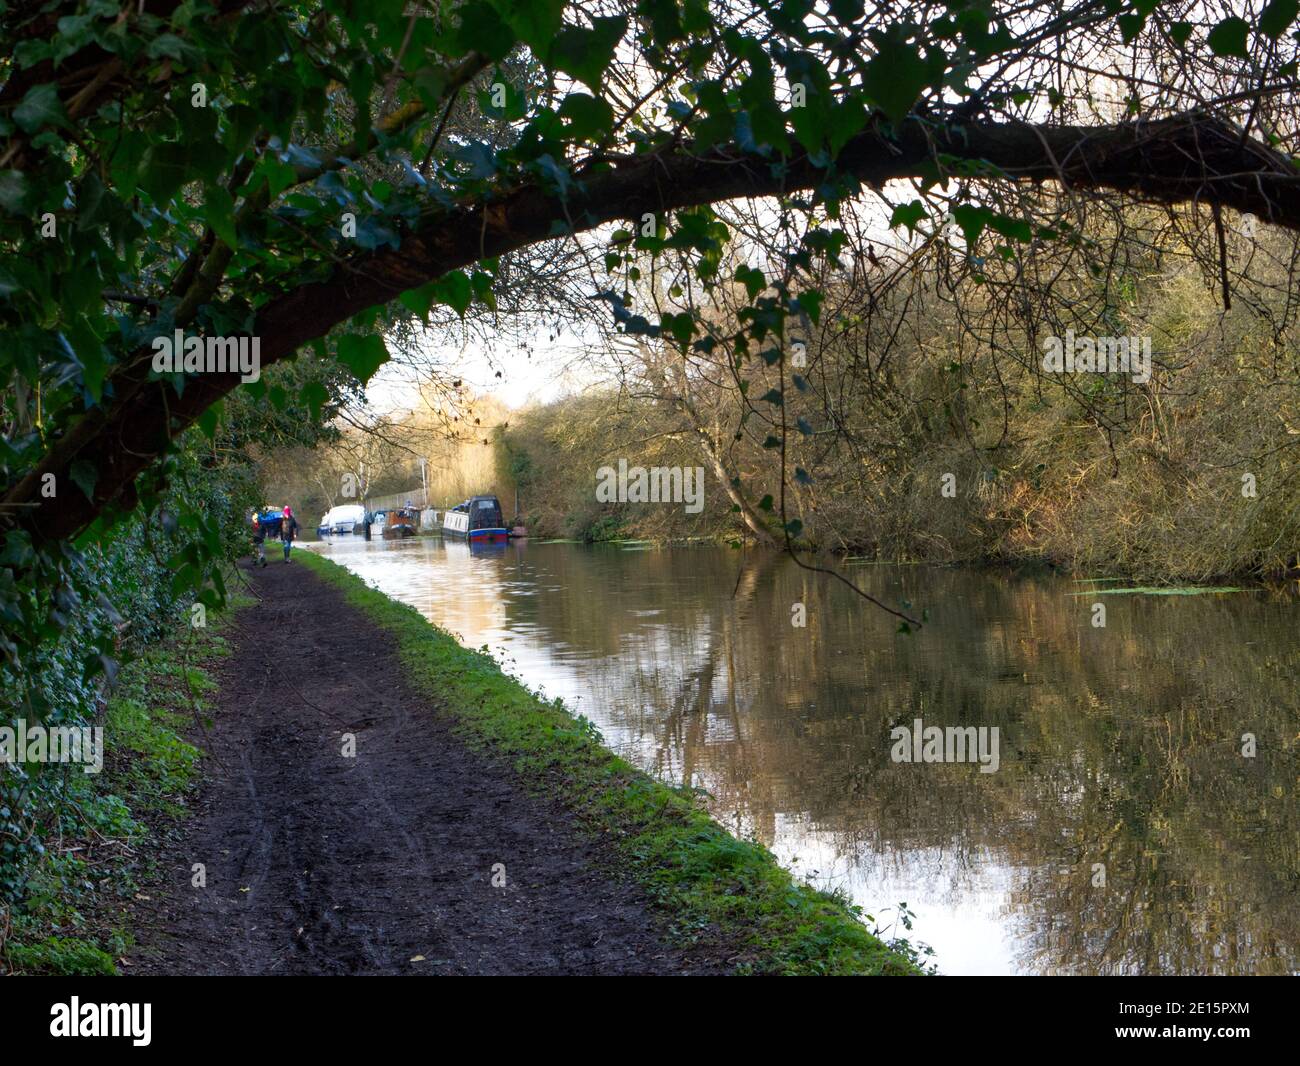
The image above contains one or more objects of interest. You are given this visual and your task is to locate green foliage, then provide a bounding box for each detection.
[2,587,228,974]
[7,936,118,977]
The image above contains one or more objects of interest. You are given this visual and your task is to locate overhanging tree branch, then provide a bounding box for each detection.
[9,113,1299,544]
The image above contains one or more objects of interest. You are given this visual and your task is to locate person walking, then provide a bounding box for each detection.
[280,505,300,562]
[250,510,267,568]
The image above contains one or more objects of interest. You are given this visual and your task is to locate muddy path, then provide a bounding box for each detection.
[129,556,723,975]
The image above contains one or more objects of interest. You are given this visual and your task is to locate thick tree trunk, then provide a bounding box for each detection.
[8,114,1299,545]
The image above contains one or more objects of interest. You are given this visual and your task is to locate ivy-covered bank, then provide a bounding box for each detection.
[297,551,925,976]
[0,592,239,975]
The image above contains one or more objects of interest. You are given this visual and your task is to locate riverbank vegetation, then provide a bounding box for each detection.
[1,585,240,975]
[497,208,1300,583]
[297,550,928,975]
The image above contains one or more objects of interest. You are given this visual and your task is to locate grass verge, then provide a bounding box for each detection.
[1,593,247,976]
[298,550,925,976]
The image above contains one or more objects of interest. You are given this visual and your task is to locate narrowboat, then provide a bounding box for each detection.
[442,495,508,543]
[382,508,418,538]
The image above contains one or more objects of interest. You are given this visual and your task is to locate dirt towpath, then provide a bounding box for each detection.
[130,557,721,975]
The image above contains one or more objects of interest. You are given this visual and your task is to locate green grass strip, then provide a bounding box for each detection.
[297,551,923,976]
[1068,585,1248,596]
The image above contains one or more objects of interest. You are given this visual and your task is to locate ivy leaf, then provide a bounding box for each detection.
[547,16,627,90]
[75,172,112,230]
[0,530,35,569]
[496,0,565,53]
[735,263,765,299]
[69,459,98,503]
[452,1,516,60]
[827,97,867,155]
[300,381,328,420]
[987,213,1033,242]
[433,271,473,316]
[0,170,29,213]
[141,142,194,203]
[1261,0,1300,38]
[147,33,199,64]
[951,204,992,244]
[400,281,438,318]
[862,32,929,122]
[557,93,614,141]
[261,154,298,199]
[890,199,927,233]
[14,84,68,133]
[336,334,389,384]
[661,312,695,347]
[65,318,106,402]
[205,185,238,248]
[795,289,823,323]
[454,140,498,180]
[197,401,223,439]
[1117,14,1145,45]
[1207,17,1249,57]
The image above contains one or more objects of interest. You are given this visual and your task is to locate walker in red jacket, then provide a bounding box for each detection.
[279,506,300,562]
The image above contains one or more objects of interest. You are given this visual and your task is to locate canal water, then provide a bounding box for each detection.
[309,536,1297,975]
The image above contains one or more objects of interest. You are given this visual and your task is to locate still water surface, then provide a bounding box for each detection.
[310,536,1297,975]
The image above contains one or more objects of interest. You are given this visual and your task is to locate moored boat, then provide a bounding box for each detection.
[321,503,367,535]
[382,508,418,538]
[442,495,508,543]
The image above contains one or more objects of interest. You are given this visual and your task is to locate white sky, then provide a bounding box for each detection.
[366,316,604,417]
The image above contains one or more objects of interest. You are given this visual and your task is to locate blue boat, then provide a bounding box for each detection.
[442,495,508,543]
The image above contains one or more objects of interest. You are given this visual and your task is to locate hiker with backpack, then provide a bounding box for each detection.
[250,510,267,568]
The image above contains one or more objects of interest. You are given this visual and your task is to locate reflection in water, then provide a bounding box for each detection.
[310,536,1298,975]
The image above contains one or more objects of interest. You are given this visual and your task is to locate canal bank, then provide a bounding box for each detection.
[127,554,920,976]
[306,537,1298,975]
